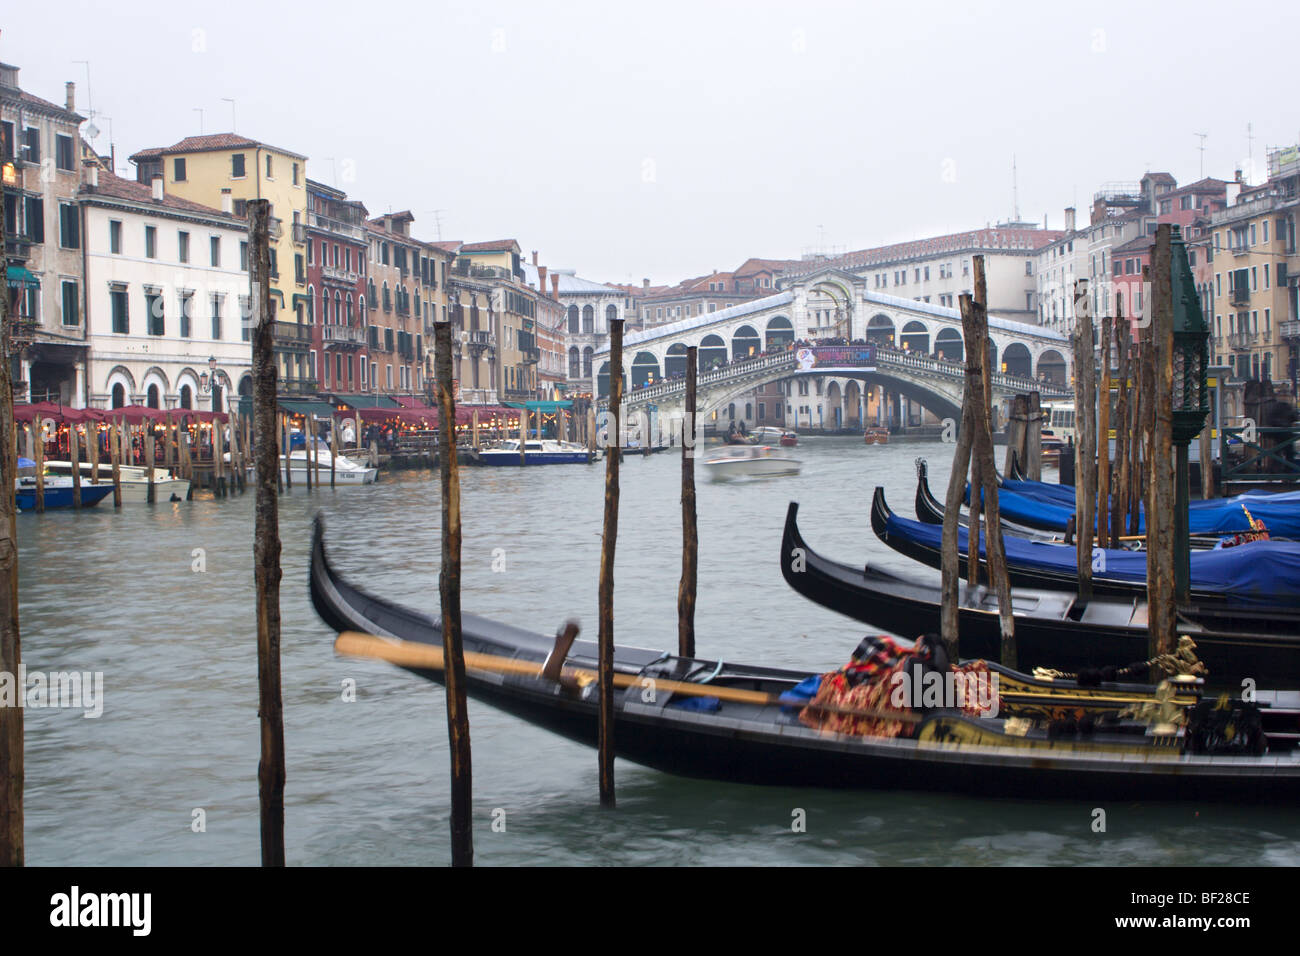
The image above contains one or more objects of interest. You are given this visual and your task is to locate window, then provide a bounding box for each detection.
[1263,221,1270,244]
[56,134,74,171]
[58,203,79,248]
[21,127,39,164]
[179,291,194,337]
[111,286,129,333]
[211,294,223,340]
[173,157,187,181]
[210,235,221,267]
[109,219,122,254]
[231,153,246,178]
[1250,224,1257,245]
[266,154,273,178]
[292,162,299,186]
[145,289,164,335]
[240,241,248,271]
[61,280,79,326]
[239,296,252,340]
[178,231,190,263]
[145,225,157,259]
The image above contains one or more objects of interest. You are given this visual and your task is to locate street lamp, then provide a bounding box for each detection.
[1170,225,1211,603]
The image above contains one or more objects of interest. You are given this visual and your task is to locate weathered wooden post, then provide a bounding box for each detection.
[109,419,122,508]
[145,418,158,503]
[434,321,472,867]
[1111,300,1130,548]
[249,199,286,866]
[1025,391,1043,481]
[87,423,99,485]
[1003,394,1027,476]
[598,319,623,807]
[1199,419,1214,499]
[329,416,337,489]
[0,231,25,865]
[519,408,527,465]
[471,409,480,452]
[1097,311,1113,551]
[69,424,82,509]
[32,421,44,513]
[1147,226,1177,664]
[1071,280,1096,604]
[678,346,698,659]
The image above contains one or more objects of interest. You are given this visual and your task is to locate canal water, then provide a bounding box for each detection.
[17,437,1300,865]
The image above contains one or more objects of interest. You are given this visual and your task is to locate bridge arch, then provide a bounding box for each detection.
[1037,348,1067,385]
[631,351,659,388]
[732,324,761,360]
[866,313,895,346]
[825,380,843,429]
[935,327,962,362]
[900,320,930,354]
[765,315,793,351]
[665,343,688,378]
[844,380,862,428]
[1002,342,1032,378]
[699,334,727,371]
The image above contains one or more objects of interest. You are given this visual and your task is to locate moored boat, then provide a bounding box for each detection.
[15,476,114,510]
[780,500,1300,688]
[472,439,592,466]
[864,427,890,445]
[875,486,1300,609]
[266,444,378,484]
[309,518,1300,801]
[44,460,191,503]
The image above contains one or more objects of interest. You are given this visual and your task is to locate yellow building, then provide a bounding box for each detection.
[454,240,539,401]
[130,133,311,390]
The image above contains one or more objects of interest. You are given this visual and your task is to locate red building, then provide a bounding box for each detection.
[305,180,369,393]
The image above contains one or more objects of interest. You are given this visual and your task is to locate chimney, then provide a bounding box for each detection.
[1064,207,1076,233]
[550,273,559,299]
[87,163,98,190]
[531,250,538,266]
[220,188,233,214]
[1234,168,1244,184]
[65,81,75,113]
[151,174,164,201]
[537,265,548,294]
[642,278,650,289]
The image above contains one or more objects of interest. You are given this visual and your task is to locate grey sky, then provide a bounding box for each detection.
[7,1,1297,284]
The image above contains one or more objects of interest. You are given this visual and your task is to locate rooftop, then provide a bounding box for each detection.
[129,132,307,163]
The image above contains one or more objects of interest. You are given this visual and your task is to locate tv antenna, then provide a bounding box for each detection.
[71,60,93,118]
[222,97,237,133]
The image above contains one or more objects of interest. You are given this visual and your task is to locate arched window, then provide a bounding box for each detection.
[111,383,126,408]
[335,291,342,325]
[568,346,580,378]
[605,304,617,327]
[582,347,593,377]
[568,305,580,334]
[180,385,193,409]
[582,305,594,333]
[347,294,354,324]
[307,285,315,323]
[146,384,160,408]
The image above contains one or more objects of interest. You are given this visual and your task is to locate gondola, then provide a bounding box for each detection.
[310,517,1300,801]
[780,501,1300,688]
[876,486,1300,609]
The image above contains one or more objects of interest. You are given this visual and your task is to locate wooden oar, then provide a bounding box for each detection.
[334,631,921,723]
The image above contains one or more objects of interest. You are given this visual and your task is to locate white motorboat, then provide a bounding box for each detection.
[271,444,378,484]
[43,460,191,503]
[702,444,801,482]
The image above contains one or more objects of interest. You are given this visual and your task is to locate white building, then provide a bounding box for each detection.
[522,263,626,396]
[79,167,251,412]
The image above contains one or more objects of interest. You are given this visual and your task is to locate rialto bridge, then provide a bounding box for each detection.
[592,266,1073,430]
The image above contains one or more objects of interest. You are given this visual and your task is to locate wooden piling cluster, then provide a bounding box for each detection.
[434,321,472,867]
[940,256,1015,666]
[248,199,286,867]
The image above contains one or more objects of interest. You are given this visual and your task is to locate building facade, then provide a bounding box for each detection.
[79,167,249,412]
[305,180,368,394]
[2,63,88,405]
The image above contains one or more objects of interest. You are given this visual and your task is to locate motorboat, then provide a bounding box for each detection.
[864,427,890,445]
[473,439,592,466]
[703,444,801,481]
[16,475,114,510]
[43,460,190,503]
[271,443,378,484]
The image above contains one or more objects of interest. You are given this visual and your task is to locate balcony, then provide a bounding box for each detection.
[468,329,494,349]
[522,346,541,364]
[322,263,360,285]
[1228,331,1258,349]
[272,321,312,350]
[307,210,367,241]
[1281,320,1300,341]
[292,223,307,244]
[280,378,318,396]
[1230,288,1251,306]
[322,324,366,347]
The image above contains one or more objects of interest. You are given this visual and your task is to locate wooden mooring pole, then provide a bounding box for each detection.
[69,424,81,509]
[1147,226,1177,666]
[678,346,698,659]
[249,199,286,866]
[1097,310,1113,551]
[1072,280,1096,605]
[1,234,26,865]
[435,322,472,866]
[598,319,623,807]
[109,419,122,508]
[32,423,43,513]
[1111,299,1130,549]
